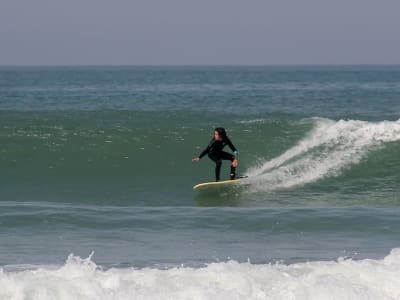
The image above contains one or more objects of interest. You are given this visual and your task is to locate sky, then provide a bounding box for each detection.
[1,0,399,65]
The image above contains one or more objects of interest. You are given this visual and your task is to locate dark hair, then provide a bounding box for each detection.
[214,127,228,141]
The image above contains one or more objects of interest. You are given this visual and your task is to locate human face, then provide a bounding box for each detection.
[214,130,221,141]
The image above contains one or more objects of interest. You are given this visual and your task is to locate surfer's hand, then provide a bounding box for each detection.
[232,159,238,168]
[192,157,200,162]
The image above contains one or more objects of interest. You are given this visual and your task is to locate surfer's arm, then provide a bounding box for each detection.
[226,138,238,154]
[226,138,238,167]
[198,138,214,159]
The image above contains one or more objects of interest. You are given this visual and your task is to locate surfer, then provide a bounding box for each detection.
[192,127,238,181]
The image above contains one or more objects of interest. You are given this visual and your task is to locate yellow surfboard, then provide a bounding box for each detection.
[193,176,248,190]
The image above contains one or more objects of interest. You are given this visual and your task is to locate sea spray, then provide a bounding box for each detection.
[246,118,400,191]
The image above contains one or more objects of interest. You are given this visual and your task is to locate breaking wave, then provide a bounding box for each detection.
[1,249,400,299]
[246,118,400,191]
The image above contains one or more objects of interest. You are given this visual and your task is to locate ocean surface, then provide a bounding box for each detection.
[0,65,400,299]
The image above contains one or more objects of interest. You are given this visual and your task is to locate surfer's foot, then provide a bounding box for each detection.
[230,173,236,180]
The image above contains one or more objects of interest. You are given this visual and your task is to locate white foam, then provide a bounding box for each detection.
[245,118,400,191]
[1,250,400,299]
[238,119,268,124]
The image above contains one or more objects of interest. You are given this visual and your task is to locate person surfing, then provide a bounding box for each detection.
[192,127,238,182]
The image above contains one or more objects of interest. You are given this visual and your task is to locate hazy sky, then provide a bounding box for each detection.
[1,0,399,65]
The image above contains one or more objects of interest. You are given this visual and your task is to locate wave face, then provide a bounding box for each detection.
[1,249,400,300]
[1,111,400,206]
[246,118,400,192]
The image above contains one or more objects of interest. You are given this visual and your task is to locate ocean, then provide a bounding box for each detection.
[0,65,400,299]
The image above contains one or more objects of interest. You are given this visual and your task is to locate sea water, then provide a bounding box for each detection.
[0,66,400,299]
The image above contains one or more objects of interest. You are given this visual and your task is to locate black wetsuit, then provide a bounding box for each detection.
[198,138,237,181]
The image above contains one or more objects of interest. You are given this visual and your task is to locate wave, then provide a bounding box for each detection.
[1,250,400,299]
[245,118,400,191]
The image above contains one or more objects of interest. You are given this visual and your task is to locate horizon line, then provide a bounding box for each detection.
[1,63,400,68]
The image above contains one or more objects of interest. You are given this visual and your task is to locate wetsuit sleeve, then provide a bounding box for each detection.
[225,137,237,153]
[198,138,214,159]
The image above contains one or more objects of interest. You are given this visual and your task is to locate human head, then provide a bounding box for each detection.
[214,127,227,141]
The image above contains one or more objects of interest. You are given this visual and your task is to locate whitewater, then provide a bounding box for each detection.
[1,249,400,300]
[246,118,400,191]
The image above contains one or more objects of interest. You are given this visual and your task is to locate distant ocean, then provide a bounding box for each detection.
[1,66,400,299]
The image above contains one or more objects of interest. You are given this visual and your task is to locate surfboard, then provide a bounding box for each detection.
[193,176,248,190]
